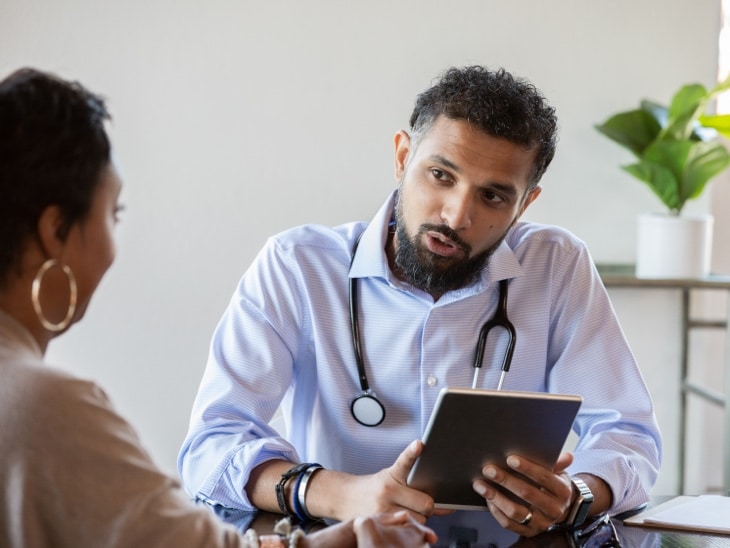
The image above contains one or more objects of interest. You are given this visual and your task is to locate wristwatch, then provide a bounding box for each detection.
[565,477,594,528]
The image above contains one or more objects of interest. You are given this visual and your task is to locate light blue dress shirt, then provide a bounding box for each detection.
[178,191,662,516]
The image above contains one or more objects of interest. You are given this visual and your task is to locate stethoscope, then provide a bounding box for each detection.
[348,233,517,427]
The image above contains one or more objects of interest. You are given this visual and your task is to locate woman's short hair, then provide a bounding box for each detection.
[0,68,111,285]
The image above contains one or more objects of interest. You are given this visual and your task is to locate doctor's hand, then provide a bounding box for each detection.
[472,452,575,537]
[316,439,441,524]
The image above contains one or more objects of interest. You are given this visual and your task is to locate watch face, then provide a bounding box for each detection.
[574,498,592,526]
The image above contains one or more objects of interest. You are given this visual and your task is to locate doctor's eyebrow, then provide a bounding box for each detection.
[429,154,461,173]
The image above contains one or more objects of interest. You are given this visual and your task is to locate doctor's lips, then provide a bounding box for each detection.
[422,226,470,258]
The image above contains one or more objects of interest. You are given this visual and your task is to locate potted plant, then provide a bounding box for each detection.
[595,74,730,278]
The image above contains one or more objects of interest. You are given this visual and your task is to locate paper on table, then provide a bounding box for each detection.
[625,495,730,535]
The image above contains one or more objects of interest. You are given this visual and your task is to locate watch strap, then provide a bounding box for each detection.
[566,477,594,528]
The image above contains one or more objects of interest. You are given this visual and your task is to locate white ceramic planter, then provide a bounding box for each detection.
[635,212,714,279]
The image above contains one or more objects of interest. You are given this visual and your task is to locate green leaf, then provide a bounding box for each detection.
[595,110,661,157]
[629,140,730,213]
[668,84,707,119]
[684,141,730,200]
[623,160,681,213]
[698,113,730,139]
[663,84,707,140]
[640,100,668,127]
[643,140,692,181]
[642,140,694,211]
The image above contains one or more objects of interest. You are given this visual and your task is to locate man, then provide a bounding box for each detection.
[178,66,661,538]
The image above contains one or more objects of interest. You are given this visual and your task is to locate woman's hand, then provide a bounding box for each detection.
[301,510,438,548]
[353,510,438,547]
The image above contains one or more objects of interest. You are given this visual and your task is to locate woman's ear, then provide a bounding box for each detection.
[36,205,66,258]
[393,130,411,183]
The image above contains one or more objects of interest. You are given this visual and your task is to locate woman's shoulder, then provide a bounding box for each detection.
[1,359,114,441]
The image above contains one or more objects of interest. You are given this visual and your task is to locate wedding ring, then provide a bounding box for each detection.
[519,511,533,526]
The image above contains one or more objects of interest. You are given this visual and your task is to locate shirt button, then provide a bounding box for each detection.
[427,375,438,387]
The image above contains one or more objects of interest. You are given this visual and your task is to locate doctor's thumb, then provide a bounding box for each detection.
[390,439,423,482]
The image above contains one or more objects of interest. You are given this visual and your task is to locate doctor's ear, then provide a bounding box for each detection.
[393,130,411,182]
[518,186,542,216]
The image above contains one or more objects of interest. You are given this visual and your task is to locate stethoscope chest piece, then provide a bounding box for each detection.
[351,392,386,427]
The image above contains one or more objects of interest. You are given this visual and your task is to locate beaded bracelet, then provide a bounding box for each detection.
[275,463,310,516]
[243,517,306,547]
[243,528,259,547]
[243,530,305,548]
[274,517,305,547]
[289,529,305,547]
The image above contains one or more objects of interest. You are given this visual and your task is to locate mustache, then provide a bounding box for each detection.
[418,223,472,255]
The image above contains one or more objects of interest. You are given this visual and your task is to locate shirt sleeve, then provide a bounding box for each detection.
[544,240,662,515]
[177,236,306,511]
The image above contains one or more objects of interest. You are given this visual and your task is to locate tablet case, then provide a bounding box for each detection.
[406,387,582,510]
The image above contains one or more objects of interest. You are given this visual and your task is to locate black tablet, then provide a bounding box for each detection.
[406,387,582,510]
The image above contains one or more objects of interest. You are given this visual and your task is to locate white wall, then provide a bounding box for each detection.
[0,0,723,496]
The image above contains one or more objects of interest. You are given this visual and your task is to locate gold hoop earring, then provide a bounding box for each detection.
[31,258,77,332]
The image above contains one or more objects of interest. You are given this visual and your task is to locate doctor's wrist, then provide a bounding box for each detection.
[564,477,594,528]
[305,469,358,522]
[555,474,613,530]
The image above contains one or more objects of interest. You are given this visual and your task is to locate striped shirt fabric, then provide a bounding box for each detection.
[178,190,662,517]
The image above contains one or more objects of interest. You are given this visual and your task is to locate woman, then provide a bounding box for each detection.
[0,68,437,548]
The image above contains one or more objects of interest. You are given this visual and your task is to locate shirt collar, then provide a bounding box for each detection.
[349,190,397,280]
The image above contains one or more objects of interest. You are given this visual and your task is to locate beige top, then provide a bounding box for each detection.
[0,309,249,547]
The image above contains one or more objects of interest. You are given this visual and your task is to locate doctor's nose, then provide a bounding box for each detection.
[441,193,474,231]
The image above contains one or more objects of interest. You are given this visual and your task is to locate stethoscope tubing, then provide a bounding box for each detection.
[348,270,370,391]
[348,231,516,426]
[471,278,516,388]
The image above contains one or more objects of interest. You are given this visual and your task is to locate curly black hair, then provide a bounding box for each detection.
[0,68,111,286]
[409,66,558,187]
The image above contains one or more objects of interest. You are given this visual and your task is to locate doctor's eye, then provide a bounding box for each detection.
[430,168,453,183]
[480,189,505,204]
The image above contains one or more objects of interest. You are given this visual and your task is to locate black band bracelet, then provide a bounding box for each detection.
[275,463,310,516]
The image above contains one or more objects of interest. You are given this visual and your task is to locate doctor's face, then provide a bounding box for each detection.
[392,116,541,295]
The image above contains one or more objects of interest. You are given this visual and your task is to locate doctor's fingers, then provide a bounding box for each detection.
[503,456,573,517]
[475,483,549,536]
[380,481,435,523]
[388,439,423,483]
[478,463,568,523]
